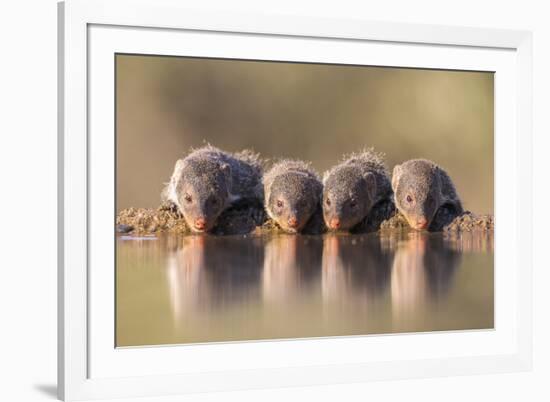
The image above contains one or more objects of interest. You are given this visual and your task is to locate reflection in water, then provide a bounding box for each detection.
[116,231,494,346]
[262,235,322,304]
[166,236,204,321]
[322,234,392,311]
[167,235,264,317]
[390,232,462,324]
[445,230,494,253]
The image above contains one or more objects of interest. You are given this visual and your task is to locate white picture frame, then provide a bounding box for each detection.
[58,0,533,400]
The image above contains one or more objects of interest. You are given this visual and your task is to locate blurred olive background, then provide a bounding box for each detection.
[116,55,493,213]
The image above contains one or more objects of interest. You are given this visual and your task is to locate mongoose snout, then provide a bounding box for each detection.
[287,216,299,229]
[413,216,428,230]
[263,160,323,234]
[194,217,207,231]
[329,218,341,230]
[323,149,393,232]
[392,159,463,231]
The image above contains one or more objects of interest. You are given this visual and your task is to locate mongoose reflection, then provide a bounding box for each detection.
[390,231,461,319]
[167,235,264,316]
[322,234,393,306]
[262,236,323,303]
[323,150,393,231]
[263,160,323,233]
[162,145,263,233]
[392,159,463,231]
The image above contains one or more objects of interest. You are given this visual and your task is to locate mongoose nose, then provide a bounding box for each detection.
[329,218,340,229]
[288,217,298,228]
[415,218,428,230]
[194,218,207,230]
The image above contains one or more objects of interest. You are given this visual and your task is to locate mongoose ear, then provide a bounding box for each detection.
[391,164,402,191]
[322,171,329,185]
[219,163,232,192]
[160,184,170,203]
[314,180,324,204]
[364,172,377,201]
[174,158,186,173]
[434,166,444,190]
[168,159,186,192]
[219,162,231,175]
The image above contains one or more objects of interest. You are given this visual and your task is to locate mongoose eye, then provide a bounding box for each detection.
[326,198,331,206]
[276,200,284,208]
[349,199,357,208]
[184,194,192,203]
[406,195,413,203]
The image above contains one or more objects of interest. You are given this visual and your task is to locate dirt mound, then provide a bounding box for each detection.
[380,210,494,232]
[117,204,189,234]
[443,211,494,232]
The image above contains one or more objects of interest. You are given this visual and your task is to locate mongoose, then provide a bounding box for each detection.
[263,160,324,234]
[391,159,463,231]
[162,145,263,233]
[322,149,393,232]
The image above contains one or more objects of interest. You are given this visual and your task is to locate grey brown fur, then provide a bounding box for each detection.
[263,160,324,233]
[391,159,463,231]
[162,145,263,233]
[322,149,393,232]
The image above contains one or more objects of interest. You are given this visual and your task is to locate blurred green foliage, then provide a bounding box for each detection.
[116,55,493,213]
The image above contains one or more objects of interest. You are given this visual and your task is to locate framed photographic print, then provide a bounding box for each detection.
[58,0,533,400]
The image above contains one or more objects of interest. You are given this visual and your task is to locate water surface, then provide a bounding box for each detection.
[116,231,493,347]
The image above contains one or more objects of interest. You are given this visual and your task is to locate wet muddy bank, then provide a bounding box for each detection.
[117,203,494,236]
[380,210,494,232]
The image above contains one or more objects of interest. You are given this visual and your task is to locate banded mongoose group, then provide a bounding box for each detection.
[161,145,467,235]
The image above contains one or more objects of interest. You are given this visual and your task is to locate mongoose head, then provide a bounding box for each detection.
[173,158,231,233]
[391,160,443,230]
[322,166,377,231]
[266,172,322,233]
